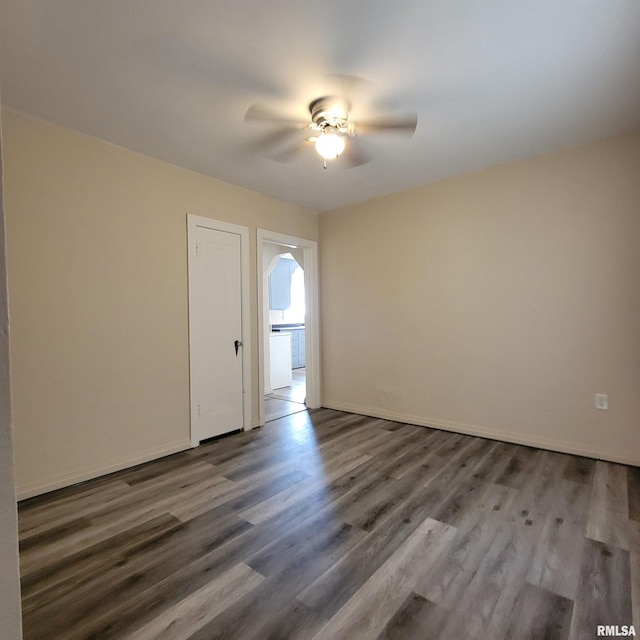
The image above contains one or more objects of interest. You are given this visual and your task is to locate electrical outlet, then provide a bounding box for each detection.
[595,393,608,411]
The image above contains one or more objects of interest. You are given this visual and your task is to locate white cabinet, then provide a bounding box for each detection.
[269,332,292,389]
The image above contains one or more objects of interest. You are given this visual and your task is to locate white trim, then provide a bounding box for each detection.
[187,215,252,445]
[322,401,640,468]
[257,229,320,426]
[17,440,192,500]
[262,254,282,396]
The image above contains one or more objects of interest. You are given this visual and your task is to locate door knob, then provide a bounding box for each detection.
[234,339,243,356]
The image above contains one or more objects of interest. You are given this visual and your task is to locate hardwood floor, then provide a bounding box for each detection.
[264,395,307,422]
[265,367,306,421]
[18,408,638,639]
[271,367,306,403]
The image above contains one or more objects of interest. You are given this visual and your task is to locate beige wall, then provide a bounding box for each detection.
[320,129,640,465]
[0,104,23,637]
[2,108,318,497]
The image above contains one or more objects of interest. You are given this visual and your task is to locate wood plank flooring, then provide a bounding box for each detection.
[265,367,307,422]
[264,395,307,423]
[18,408,639,639]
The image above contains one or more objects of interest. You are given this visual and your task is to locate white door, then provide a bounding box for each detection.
[191,225,244,441]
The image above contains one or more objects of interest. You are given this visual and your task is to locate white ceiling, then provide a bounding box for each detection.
[2,1,640,212]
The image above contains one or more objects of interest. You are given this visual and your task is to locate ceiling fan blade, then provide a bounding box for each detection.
[267,139,312,163]
[252,126,309,153]
[341,138,371,168]
[356,112,418,136]
[244,104,308,127]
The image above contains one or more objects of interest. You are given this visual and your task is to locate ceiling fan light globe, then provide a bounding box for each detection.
[315,132,345,160]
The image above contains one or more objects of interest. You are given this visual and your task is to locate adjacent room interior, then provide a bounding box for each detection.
[0,2,639,639]
[264,247,308,422]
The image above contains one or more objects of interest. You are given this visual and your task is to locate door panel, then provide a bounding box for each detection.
[192,226,243,440]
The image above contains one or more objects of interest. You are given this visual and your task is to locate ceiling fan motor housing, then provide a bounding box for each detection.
[309,96,350,130]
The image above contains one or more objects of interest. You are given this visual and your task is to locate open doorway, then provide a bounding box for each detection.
[257,230,320,426]
[264,251,307,421]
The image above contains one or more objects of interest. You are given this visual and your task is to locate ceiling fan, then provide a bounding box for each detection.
[244,90,418,169]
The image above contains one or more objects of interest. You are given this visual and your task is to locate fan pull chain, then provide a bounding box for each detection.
[323,158,327,170]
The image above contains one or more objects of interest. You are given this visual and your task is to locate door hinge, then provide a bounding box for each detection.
[198,403,201,417]
[195,243,199,257]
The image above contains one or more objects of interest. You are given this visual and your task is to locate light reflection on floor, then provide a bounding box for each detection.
[287,409,319,447]
[269,408,328,488]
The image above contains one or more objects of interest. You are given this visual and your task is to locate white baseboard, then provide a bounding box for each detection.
[322,401,640,468]
[17,439,193,500]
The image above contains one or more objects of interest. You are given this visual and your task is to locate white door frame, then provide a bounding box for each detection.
[257,229,320,426]
[187,215,252,447]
